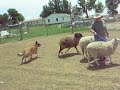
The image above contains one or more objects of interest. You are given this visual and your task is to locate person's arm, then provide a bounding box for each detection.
[90,21,97,35]
[103,20,109,37]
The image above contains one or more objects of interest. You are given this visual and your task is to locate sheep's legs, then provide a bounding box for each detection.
[74,46,79,53]
[84,50,87,58]
[81,47,85,58]
[65,48,70,53]
[94,57,100,66]
[58,47,63,56]
[108,56,112,63]
[86,53,93,66]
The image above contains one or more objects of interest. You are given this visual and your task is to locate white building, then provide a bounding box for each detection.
[22,17,43,26]
[44,13,71,24]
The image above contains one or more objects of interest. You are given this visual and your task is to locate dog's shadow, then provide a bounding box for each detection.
[19,57,40,65]
[58,52,81,59]
[87,62,120,71]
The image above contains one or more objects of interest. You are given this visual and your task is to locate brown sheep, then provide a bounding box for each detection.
[58,33,83,56]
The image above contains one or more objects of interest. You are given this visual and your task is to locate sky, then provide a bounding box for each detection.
[0,0,120,20]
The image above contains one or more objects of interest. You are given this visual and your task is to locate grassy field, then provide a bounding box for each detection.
[0,24,88,43]
[0,30,120,90]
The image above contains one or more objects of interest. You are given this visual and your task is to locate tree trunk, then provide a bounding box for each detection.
[85,9,89,18]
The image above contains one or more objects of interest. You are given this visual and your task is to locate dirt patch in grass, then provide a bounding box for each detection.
[0,30,120,90]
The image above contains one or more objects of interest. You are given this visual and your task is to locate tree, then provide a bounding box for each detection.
[94,1,104,13]
[0,13,9,27]
[105,0,120,17]
[40,0,71,18]
[72,5,83,15]
[40,5,52,18]
[60,0,71,14]
[7,8,24,24]
[78,0,96,18]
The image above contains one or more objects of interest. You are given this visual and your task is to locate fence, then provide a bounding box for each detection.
[0,18,120,44]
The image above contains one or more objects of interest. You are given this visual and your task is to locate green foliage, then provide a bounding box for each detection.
[8,8,25,24]
[105,0,120,16]
[78,0,96,18]
[72,5,83,15]
[0,8,25,26]
[94,1,104,13]
[40,0,71,18]
[0,13,9,27]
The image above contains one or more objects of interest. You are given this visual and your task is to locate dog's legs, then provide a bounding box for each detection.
[30,53,32,60]
[21,56,24,64]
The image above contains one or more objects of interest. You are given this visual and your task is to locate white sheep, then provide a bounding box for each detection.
[86,37,120,66]
[80,36,94,58]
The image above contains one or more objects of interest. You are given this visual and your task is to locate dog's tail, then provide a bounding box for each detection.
[17,51,24,56]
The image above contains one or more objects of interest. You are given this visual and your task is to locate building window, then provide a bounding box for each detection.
[56,18,58,21]
[48,19,50,22]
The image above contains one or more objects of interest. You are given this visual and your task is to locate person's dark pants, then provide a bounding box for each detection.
[94,34,107,42]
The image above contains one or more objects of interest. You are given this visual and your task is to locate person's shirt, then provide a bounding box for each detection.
[91,20,107,37]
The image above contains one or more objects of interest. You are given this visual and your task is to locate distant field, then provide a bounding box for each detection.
[0,30,120,90]
[107,21,120,30]
[0,24,89,43]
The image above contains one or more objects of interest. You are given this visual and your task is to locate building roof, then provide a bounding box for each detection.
[22,17,43,23]
[46,13,70,18]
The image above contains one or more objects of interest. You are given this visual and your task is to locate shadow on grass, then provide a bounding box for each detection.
[58,52,81,59]
[87,62,120,71]
[19,57,40,65]
[80,57,94,63]
[80,58,88,63]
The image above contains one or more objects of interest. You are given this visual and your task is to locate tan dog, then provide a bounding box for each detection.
[18,41,41,64]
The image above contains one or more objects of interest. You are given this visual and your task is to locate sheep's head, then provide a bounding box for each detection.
[74,33,83,39]
[115,38,120,45]
[35,41,41,47]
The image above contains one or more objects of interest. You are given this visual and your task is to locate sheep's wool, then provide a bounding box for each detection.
[86,38,117,57]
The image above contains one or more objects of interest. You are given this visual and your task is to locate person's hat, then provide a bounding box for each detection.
[94,13,102,18]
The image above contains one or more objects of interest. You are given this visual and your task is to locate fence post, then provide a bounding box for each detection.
[43,18,48,36]
[19,25,23,40]
[27,25,29,33]
[70,3,73,34]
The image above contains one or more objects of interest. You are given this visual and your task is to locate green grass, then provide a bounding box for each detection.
[0,30,120,90]
[0,24,89,43]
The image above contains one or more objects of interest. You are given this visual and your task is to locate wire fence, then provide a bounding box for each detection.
[0,18,120,44]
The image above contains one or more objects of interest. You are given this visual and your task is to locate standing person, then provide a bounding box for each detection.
[90,13,109,63]
[90,13,109,41]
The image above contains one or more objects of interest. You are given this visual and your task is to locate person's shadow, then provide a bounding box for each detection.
[87,62,120,71]
[80,57,94,63]
[80,58,88,63]
[80,58,120,71]
[58,52,81,59]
